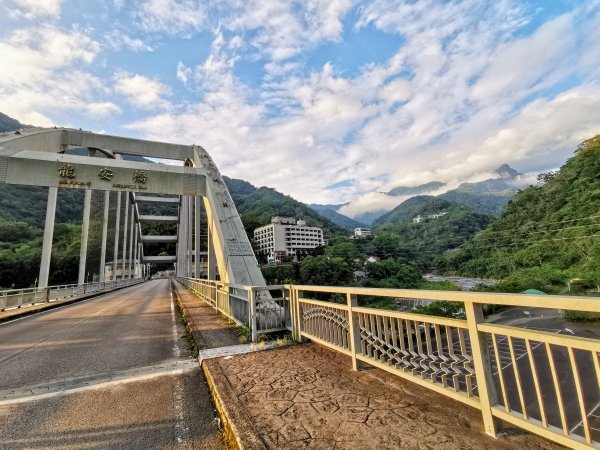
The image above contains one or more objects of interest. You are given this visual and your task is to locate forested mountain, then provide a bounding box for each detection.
[373,195,434,225]
[309,203,365,229]
[0,112,29,132]
[223,176,346,236]
[436,136,600,293]
[369,198,492,270]
[387,181,445,196]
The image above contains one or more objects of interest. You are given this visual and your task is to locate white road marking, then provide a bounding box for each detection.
[0,365,196,406]
[170,290,188,443]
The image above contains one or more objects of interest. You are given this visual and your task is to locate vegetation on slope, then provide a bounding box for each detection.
[223,176,346,236]
[436,136,600,294]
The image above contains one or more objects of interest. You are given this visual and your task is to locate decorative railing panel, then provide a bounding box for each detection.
[178,277,600,449]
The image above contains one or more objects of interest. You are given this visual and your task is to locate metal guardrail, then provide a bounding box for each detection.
[0,278,144,312]
[177,277,289,338]
[177,277,600,449]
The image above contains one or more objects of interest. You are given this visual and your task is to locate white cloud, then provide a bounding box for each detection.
[125,2,600,215]
[0,26,118,126]
[2,0,62,19]
[104,30,153,52]
[114,72,171,110]
[136,0,206,36]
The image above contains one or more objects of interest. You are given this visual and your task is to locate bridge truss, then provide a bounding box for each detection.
[0,127,265,287]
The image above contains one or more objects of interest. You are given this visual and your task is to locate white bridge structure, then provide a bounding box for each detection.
[0,127,265,288]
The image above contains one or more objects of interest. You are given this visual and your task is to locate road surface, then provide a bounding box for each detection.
[0,279,222,449]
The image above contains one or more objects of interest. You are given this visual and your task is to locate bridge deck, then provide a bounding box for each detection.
[0,280,222,449]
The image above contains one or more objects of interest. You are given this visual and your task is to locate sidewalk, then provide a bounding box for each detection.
[172,281,563,450]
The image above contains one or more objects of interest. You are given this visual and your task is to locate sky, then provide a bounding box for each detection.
[1,0,600,218]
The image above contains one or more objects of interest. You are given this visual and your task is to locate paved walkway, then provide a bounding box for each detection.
[173,281,563,450]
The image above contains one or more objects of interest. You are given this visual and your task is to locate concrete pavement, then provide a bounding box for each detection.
[0,279,223,449]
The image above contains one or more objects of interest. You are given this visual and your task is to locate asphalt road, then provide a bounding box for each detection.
[0,279,223,449]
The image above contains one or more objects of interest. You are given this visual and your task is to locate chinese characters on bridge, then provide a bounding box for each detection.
[57,164,149,190]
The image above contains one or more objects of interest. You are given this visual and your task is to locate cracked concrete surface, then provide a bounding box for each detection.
[214,344,564,450]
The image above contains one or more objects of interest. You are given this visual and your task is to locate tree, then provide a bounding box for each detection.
[299,256,353,286]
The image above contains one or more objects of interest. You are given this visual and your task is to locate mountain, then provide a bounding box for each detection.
[373,195,434,226]
[0,112,29,132]
[438,165,525,215]
[309,204,365,230]
[223,176,346,236]
[387,181,445,196]
[369,198,492,270]
[435,136,600,293]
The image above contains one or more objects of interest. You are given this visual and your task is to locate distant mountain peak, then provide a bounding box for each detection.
[494,164,520,178]
[387,181,446,197]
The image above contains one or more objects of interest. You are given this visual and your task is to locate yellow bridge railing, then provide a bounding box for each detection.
[177,277,600,449]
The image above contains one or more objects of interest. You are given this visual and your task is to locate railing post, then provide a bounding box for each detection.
[465,301,500,437]
[346,293,362,371]
[249,288,257,342]
[45,288,50,303]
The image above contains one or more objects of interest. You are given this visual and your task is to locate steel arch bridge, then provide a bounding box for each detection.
[0,127,265,287]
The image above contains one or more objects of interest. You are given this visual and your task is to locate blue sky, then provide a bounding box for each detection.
[1,0,599,217]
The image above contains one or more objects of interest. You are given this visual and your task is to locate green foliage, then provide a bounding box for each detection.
[437,136,600,294]
[419,280,461,291]
[369,199,492,270]
[414,301,465,319]
[261,264,298,284]
[223,176,346,237]
[299,256,353,286]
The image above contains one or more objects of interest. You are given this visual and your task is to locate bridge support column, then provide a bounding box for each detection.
[99,190,110,282]
[121,193,129,278]
[113,192,121,280]
[182,196,189,277]
[128,203,134,279]
[195,196,201,278]
[39,187,58,289]
[78,189,92,285]
[187,196,193,278]
[132,223,138,279]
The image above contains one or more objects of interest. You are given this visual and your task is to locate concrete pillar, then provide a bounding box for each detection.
[187,196,193,277]
[133,225,138,279]
[121,193,129,278]
[78,189,92,285]
[39,187,58,289]
[181,197,188,277]
[113,192,121,280]
[195,196,201,278]
[128,204,134,278]
[99,190,110,282]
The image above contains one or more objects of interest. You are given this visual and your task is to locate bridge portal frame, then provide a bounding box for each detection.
[0,127,265,288]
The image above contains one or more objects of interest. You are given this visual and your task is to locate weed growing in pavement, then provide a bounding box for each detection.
[172,288,199,357]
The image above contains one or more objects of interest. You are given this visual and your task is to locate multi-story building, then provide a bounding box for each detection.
[354,227,371,237]
[254,217,324,260]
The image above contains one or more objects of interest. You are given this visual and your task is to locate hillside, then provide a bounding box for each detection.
[0,112,29,132]
[387,181,445,196]
[223,177,346,236]
[435,136,600,293]
[309,204,365,229]
[373,195,434,226]
[370,198,492,270]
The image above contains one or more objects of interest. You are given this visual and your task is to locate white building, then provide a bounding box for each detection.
[354,227,371,237]
[254,217,324,260]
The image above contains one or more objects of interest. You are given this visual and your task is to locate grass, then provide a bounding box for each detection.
[171,287,199,358]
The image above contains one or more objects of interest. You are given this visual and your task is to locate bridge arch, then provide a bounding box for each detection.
[0,127,265,287]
